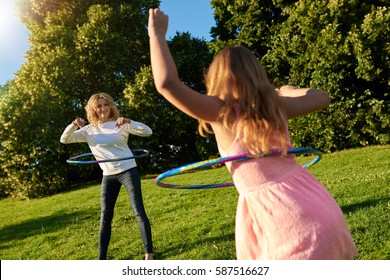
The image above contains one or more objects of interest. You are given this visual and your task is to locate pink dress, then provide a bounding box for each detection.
[218,138,358,260]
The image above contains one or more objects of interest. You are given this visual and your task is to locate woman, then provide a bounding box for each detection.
[60,92,154,260]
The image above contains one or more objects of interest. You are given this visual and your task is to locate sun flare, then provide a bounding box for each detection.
[0,1,20,37]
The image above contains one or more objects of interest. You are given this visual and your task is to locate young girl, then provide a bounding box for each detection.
[148,8,357,259]
[60,92,154,260]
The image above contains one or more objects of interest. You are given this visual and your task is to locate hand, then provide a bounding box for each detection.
[148,8,168,37]
[279,85,298,93]
[115,117,130,127]
[72,118,85,128]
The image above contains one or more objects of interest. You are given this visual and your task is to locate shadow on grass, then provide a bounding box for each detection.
[0,210,90,250]
[151,233,236,260]
[341,196,390,214]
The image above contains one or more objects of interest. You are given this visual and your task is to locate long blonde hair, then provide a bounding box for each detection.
[199,46,288,155]
[85,92,120,127]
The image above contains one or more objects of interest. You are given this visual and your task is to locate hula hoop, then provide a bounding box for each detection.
[155,148,322,189]
[67,148,149,164]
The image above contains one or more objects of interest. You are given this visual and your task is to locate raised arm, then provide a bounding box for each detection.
[148,8,222,122]
[278,85,331,119]
[60,119,87,144]
[128,120,153,137]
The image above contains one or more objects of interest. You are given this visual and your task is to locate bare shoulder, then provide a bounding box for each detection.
[211,122,236,151]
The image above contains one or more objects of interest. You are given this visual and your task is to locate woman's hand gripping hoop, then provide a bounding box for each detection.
[67,148,150,164]
[155,148,322,189]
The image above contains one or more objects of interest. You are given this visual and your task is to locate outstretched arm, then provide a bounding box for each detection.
[148,8,223,122]
[278,85,331,119]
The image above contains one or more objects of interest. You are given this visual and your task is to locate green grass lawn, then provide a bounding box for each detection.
[0,146,389,260]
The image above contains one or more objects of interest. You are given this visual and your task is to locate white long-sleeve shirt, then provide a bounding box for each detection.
[60,120,152,175]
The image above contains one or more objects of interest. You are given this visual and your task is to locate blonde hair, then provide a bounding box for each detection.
[85,92,120,127]
[199,46,288,155]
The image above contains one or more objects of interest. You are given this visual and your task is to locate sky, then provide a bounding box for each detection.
[0,0,215,85]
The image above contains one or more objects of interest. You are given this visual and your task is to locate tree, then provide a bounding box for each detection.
[210,0,295,54]
[210,0,389,151]
[0,0,159,198]
[263,0,389,151]
[0,82,13,198]
[0,0,216,198]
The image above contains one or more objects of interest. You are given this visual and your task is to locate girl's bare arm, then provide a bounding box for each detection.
[148,8,223,122]
[279,85,331,118]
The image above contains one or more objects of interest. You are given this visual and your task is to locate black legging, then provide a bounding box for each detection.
[98,167,153,259]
